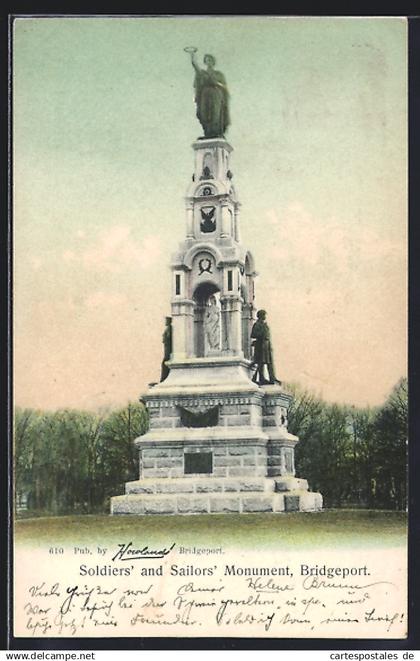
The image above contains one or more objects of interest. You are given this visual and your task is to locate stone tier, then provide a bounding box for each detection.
[148,356,258,392]
[125,475,275,494]
[110,475,322,515]
[111,376,323,516]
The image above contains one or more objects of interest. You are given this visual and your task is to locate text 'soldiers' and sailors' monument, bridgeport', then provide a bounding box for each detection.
[111,48,323,515]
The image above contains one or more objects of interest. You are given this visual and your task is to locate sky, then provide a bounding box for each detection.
[13,16,407,411]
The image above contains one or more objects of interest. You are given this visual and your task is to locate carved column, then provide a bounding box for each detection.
[220,295,243,356]
[185,203,194,239]
[171,300,194,359]
[234,203,241,243]
[221,203,232,238]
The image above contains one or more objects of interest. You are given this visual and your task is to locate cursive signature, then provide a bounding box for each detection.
[302,576,395,591]
[111,541,176,562]
[246,576,295,593]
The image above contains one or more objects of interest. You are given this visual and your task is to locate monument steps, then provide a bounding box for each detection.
[125,476,275,495]
[112,483,322,515]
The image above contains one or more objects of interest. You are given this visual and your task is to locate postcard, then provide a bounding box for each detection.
[12,15,408,641]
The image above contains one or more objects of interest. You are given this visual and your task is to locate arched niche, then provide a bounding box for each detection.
[196,183,216,197]
[184,243,223,271]
[193,282,221,357]
[245,251,255,280]
[201,152,214,179]
[240,282,249,304]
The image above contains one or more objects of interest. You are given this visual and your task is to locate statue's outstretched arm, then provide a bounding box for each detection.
[191,52,200,73]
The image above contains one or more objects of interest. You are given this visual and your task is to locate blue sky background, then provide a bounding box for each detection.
[13,16,407,409]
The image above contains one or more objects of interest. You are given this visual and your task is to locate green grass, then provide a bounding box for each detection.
[14,509,407,549]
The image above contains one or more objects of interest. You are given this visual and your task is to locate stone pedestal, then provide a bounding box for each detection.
[111,360,322,515]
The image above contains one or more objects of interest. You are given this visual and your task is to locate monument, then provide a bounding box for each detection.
[111,50,322,515]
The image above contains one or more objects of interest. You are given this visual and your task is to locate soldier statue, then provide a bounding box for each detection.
[250,310,281,385]
[160,317,173,382]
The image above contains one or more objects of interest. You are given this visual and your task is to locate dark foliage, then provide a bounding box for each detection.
[14,402,148,515]
[289,378,407,510]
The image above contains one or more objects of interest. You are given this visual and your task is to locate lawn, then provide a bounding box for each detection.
[14,509,406,549]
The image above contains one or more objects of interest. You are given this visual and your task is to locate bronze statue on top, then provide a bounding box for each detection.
[251,310,281,385]
[185,48,230,139]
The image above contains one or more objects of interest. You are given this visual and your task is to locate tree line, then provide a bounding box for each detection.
[289,377,407,510]
[14,378,407,515]
[14,403,148,515]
